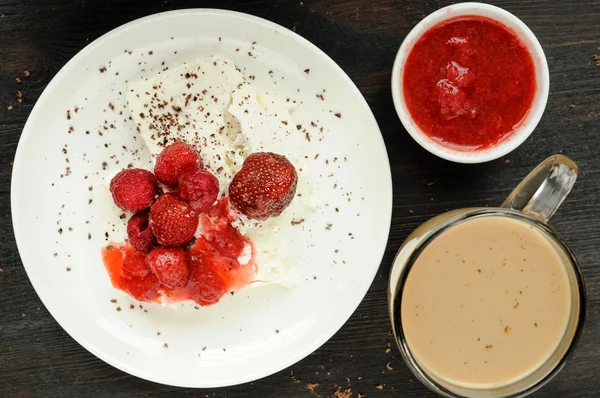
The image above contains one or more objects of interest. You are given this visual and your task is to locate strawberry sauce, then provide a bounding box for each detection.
[403,16,536,150]
[101,198,257,306]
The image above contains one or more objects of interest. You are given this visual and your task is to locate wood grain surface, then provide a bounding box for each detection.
[1,0,599,397]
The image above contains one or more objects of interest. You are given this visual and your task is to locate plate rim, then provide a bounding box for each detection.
[11,8,393,388]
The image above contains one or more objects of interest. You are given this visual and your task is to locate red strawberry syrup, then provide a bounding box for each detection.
[101,198,257,306]
[403,16,536,150]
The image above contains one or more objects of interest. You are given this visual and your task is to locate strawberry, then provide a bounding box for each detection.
[154,142,201,186]
[208,223,247,259]
[120,251,161,302]
[122,250,151,278]
[188,252,225,306]
[110,168,158,212]
[149,193,198,246]
[122,272,161,302]
[177,168,219,213]
[146,246,190,289]
[127,211,156,253]
[228,152,298,220]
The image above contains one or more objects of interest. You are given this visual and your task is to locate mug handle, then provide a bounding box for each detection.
[501,155,578,223]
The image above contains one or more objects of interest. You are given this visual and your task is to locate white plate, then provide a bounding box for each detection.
[11,9,392,388]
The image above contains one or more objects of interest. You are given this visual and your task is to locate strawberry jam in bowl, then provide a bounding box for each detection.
[391,3,549,163]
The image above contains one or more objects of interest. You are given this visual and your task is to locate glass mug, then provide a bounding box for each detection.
[388,155,586,398]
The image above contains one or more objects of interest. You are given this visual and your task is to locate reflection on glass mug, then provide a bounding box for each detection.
[388,155,586,398]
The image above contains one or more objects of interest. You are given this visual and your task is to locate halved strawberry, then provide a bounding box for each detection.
[228,152,298,220]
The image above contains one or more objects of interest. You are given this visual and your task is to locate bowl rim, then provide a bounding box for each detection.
[391,2,550,164]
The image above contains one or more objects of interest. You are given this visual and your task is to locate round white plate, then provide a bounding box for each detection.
[11,9,392,388]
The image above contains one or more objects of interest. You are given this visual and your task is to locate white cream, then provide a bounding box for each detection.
[127,55,316,287]
[127,56,246,187]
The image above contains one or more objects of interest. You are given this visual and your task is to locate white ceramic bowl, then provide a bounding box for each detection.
[391,2,549,164]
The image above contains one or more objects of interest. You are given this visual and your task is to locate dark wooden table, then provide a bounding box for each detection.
[1,0,599,397]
